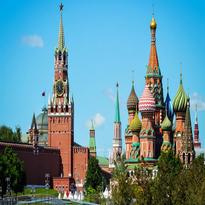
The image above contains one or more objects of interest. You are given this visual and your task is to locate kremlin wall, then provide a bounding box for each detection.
[0,3,202,193]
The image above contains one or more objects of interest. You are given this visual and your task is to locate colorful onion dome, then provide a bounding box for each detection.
[129,112,142,132]
[139,85,156,112]
[173,74,188,113]
[127,81,139,111]
[165,81,174,121]
[161,114,172,131]
[150,16,157,29]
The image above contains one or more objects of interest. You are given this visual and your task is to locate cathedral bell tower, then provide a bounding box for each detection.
[48,3,74,178]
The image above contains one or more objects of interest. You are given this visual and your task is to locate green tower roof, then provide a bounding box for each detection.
[115,83,121,123]
[173,72,188,113]
[56,3,65,51]
[129,112,142,132]
[161,113,172,131]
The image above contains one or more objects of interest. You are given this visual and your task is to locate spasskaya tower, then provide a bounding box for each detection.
[48,3,74,178]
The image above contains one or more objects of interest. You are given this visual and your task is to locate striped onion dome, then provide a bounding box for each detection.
[161,114,172,131]
[173,74,188,112]
[129,112,142,132]
[139,85,156,112]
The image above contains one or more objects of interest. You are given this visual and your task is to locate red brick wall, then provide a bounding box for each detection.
[0,142,61,186]
[73,146,89,187]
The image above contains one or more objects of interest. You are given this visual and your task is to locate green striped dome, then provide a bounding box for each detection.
[161,115,172,131]
[173,76,188,112]
[129,112,142,132]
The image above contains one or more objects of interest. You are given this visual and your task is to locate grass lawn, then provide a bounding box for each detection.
[18,187,58,197]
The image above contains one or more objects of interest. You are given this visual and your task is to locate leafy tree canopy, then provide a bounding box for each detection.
[0,125,22,143]
[0,147,26,196]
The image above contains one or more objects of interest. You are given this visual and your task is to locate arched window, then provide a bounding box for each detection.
[183,153,185,164]
[188,153,191,164]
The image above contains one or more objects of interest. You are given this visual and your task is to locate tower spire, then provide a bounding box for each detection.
[115,82,120,123]
[58,3,65,50]
[148,15,159,71]
[180,98,195,164]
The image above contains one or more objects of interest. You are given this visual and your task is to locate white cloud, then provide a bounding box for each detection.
[104,88,115,102]
[86,113,106,128]
[190,92,205,111]
[22,35,44,48]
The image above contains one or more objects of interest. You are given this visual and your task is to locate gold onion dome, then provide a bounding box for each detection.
[129,112,142,132]
[173,74,188,112]
[161,114,172,131]
[150,16,157,29]
[127,81,139,111]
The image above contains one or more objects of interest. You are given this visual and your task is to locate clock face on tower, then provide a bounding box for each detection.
[55,80,64,96]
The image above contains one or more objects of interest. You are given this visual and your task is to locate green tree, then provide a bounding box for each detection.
[111,157,134,205]
[0,125,22,142]
[151,150,182,205]
[84,157,104,203]
[132,166,153,205]
[0,147,26,196]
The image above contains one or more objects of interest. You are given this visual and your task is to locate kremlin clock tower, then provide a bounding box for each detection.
[48,3,74,178]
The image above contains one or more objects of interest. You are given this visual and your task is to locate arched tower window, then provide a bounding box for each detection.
[188,153,191,164]
[183,153,185,164]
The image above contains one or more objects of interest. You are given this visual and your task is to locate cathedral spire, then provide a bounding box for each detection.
[58,3,65,50]
[31,113,37,130]
[115,82,120,123]
[148,15,159,72]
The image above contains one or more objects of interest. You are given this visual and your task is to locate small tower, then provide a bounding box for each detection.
[180,98,195,165]
[112,83,122,162]
[125,81,138,160]
[194,105,201,149]
[127,81,139,123]
[173,71,188,156]
[139,85,156,159]
[161,113,172,152]
[128,112,142,160]
[28,114,39,152]
[89,121,96,158]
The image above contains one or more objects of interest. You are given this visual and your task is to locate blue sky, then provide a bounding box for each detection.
[0,0,205,157]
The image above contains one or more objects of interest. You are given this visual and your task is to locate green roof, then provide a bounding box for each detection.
[115,84,121,123]
[97,156,109,166]
[173,73,188,112]
[89,137,96,152]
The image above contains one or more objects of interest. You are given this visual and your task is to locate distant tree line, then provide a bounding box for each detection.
[0,125,22,143]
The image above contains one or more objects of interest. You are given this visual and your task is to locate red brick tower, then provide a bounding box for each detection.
[145,16,164,127]
[125,81,139,159]
[194,105,201,149]
[173,72,188,156]
[48,3,74,178]
[179,98,195,165]
[139,85,156,160]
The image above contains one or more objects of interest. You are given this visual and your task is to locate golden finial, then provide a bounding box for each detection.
[150,16,157,29]
[150,4,157,29]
